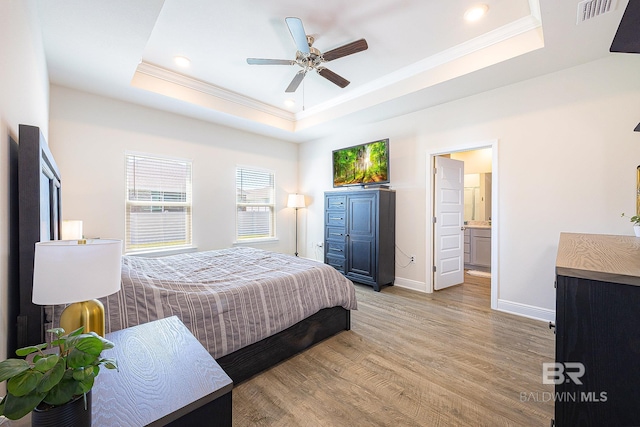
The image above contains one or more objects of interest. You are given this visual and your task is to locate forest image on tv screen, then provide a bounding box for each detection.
[333,140,388,186]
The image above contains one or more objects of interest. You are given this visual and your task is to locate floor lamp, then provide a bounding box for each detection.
[287,194,306,257]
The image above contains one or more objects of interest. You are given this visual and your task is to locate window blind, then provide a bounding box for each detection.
[125,154,192,252]
[236,167,275,240]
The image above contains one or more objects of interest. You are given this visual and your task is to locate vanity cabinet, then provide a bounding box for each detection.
[324,189,395,291]
[463,229,471,264]
[471,228,491,267]
[554,233,640,426]
[464,227,491,270]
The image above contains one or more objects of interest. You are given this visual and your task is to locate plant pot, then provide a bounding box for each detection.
[634,225,640,237]
[31,392,91,427]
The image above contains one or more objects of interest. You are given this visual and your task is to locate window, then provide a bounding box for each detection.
[125,153,192,253]
[236,167,275,240]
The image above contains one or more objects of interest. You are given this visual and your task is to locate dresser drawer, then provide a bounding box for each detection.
[326,195,346,211]
[326,226,346,242]
[326,211,346,227]
[326,255,345,273]
[326,241,346,257]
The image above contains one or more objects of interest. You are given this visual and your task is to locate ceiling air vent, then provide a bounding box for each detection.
[577,0,616,24]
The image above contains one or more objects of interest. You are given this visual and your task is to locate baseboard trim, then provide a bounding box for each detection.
[392,279,555,322]
[496,299,555,322]
[393,277,427,293]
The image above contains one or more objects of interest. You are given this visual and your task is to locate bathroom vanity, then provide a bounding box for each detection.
[464,225,491,271]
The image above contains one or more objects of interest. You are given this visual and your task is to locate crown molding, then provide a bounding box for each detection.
[296,11,543,120]
[134,2,543,132]
[135,62,296,122]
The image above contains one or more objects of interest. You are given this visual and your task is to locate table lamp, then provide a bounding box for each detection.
[61,220,83,240]
[287,194,306,257]
[32,239,122,336]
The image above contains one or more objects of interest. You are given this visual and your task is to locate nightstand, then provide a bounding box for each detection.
[92,316,233,426]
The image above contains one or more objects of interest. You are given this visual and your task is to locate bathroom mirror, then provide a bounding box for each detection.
[464,173,491,222]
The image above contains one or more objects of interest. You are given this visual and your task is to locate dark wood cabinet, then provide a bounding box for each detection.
[554,233,640,427]
[324,189,395,291]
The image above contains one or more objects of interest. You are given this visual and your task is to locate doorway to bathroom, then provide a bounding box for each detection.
[455,148,492,276]
[427,140,498,310]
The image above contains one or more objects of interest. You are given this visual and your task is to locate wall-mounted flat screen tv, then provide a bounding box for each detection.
[332,138,389,188]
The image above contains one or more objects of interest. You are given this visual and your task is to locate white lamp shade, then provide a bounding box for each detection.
[32,239,123,305]
[287,194,306,209]
[61,220,83,240]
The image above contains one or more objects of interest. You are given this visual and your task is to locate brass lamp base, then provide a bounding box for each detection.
[59,299,106,336]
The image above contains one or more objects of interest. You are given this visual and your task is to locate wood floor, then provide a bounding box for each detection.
[232,274,555,426]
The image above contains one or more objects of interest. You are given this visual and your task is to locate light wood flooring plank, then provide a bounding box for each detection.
[232,275,555,426]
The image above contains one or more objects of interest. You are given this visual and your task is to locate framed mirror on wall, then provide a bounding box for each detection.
[464,172,492,222]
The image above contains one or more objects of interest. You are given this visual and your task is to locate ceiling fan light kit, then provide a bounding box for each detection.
[247,17,368,93]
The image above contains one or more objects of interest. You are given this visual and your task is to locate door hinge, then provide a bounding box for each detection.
[433,167,437,175]
[433,217,437,223]
[433,266,437,273]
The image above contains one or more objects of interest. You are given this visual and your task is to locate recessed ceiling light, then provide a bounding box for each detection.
[174,56,191,67]
[464,4,489,22]
[284,99,296,108]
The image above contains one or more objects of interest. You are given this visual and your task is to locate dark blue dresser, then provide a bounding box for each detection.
[324,188,396,291]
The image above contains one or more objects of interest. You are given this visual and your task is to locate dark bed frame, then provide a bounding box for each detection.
[13,124,350,384]
[14,124,61,354]
[217,306,350,384]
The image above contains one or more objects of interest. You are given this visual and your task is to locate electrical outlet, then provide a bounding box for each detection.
[410,255,415,264]
[317,242,324,248]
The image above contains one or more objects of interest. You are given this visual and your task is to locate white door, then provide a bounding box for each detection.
[434,156,464,290]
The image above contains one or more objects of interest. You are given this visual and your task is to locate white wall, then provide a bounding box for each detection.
[452,148,492,174]
[0,0,49,390]
[49,86,300,255]
[300,55,640,320]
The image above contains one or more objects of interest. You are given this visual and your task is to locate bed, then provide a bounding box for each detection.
[46,247,356,382]
[13,124,356,384]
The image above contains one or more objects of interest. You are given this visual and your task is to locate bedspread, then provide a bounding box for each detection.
[47,247,357,359]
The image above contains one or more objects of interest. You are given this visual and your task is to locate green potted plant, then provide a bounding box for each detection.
[621,213,640,237]
[0,327,117,425]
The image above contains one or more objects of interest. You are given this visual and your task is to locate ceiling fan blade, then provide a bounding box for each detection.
[285,70,306,93]
[322,39,368,62]
[285,17,310,54]
[317,67,350,88]
[247,58,295,65]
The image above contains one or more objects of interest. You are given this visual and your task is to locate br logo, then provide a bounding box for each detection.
[542,362,585,385]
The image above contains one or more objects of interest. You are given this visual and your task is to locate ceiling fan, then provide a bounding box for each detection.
[247,17,368,93]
